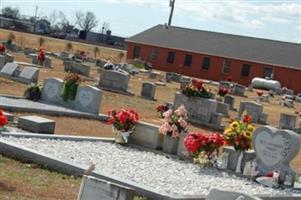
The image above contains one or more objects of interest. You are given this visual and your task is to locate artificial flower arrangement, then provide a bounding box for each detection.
[184,132,224,166]
[0,110,8,133]
[182,79,213,99]
[108,109,139,144]
[218,87,229,97]
[37,47,46,62]
[223,112,255,151]
[61,72,81,101]
[0,44,6,53]
[24,83,43,101]
[159,105,188,139]
[256,90,263,97]
[156,103,171,118]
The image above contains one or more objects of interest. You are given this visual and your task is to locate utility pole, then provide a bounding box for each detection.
[168,0,175,26]
[33,5,38,33]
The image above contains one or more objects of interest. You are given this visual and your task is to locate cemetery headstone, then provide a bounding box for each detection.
[64,60,91,77]
[231,83,246,96]
[140,82,156,100]
[18,115,56,134]
[75,86,102,114]
[0,62,19,77]
[98,69,132,95]
[149,71,160,79]
[18,67,39,84]
[259,113,269,124]
[252,126,301,180]
[279,113,296,130]
[216,102,230,117]
[238,101,263,123]
[41,77,63,104]
[0,55,6,69]
[224,95,235,110]
[219,81,232,89]
[180,76,191,90]
[223,147,256,172]
[24,48,36,56]
[282,87,294,96]
[59,52,70,60]
[44,57,52,68]
[77,175,135,200]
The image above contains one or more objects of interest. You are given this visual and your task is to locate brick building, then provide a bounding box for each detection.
[126,25,301,93]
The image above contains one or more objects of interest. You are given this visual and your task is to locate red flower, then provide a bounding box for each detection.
[218,87,229,97]
[107,109,139,131]
[191,79,203,90]
[184,132,201,153]
[257,90,263,97]
[227,76,233,82]
[38,48,46,62]
[0,111,8,127]
[0,44,6,53]
[242,114,252,123]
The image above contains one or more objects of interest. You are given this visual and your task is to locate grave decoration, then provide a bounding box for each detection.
[182,79,213,99]
[0,44,6,53]
[223,112,256,173]
[159,105,188,154]
[61,73,81,101]
[108,109,139,144]
[37,48,46,63]
[156,103,171,118]
[24,83,43,101]
[0,109,8,133]
[184,131,224,167]
[252,126,300,187]
[217,87,229,101]
[256,90,264,103]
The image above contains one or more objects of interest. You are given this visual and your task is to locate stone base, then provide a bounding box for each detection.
[223,147,256,172]
[18,115,56,134]
[97,85,134,96]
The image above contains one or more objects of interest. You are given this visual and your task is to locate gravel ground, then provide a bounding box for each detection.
[0,136,300,196]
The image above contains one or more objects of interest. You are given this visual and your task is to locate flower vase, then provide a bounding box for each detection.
[163,135,179,155]
[112,127,132,144]
[28,90,41,101]
[177,132,188,158]
[235,151,244,173]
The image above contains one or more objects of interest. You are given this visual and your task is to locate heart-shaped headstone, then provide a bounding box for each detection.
[253,126,300,171]
[78,89,93,107]
[45,82,59,99]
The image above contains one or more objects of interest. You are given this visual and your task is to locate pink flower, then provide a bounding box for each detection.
[163,109,173,118]
[174,105,187,118]
[178,117,187,129]
[172,129,180,138]
[159,122,172,135]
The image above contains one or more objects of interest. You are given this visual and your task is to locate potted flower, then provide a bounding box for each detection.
[256,90,264,103]
[24,83,43,101]
[223,112,255,173]
[182,79,213,99]
[0,110,8,133]
[184,132,224,167]
[61,73,81,101]
[217,87,229,101]
[159,105,188,154]
[0,44,6,54]
[108,109,139,144]
[37,47,46,65]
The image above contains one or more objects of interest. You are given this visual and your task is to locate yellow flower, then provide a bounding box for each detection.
[243,131,253,140]
[230,121,239,129]
[247,124,255,132]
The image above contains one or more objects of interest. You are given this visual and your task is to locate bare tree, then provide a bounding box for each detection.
[48,10,58,30]
[75,11,98,32]
[101,22,110,34]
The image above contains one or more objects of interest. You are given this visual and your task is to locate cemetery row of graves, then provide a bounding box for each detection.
[0,35,301,199]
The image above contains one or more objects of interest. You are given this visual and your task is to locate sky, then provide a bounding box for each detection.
[1,0,300,43]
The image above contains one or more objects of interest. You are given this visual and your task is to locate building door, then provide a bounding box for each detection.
[133,46,141,58]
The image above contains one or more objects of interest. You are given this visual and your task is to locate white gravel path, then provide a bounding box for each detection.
[1,136,300,196]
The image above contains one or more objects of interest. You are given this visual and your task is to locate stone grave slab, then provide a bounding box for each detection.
[219,80,232,89]
[77,175,135,200]
[18,66,39,84]
[98,69,133,95]
[41,77,64,104]
[18,115,56,134]
[64,60,91,77]
[0,55,5,69]
[279,113,296,130]
[238,101,263,123]
[75,86,102,114]
[0,62,19,77]
[216,102,229,117]
[206,188,263,200]
[252,126,301,180]
[140,82,156,100]
[231,83,246,96]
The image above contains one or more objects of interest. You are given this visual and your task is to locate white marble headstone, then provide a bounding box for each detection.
[75,85,102,114]
[0,62,19,76]
[41,77,63,103]
[18,67,39,83]
[252,126,300,180]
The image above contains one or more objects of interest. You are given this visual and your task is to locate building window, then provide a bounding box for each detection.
[241,64,251,77]
[222,59,231,74]
[133,46,141,58]
[184,54,192,67]
[202,57,211,70]
[263,67,273,78]
[150,48,159,61]
[167,51,175,64]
